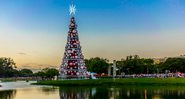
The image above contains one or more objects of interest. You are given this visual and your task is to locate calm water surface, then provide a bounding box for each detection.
[1,81,185,99]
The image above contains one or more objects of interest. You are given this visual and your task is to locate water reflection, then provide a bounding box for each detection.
[0,81,59,99]
[59,87,91,99]
[2,81,185,99]
[59,86,185,99]
[0,90,16,99]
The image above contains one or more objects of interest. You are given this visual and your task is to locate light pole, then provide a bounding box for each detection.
[113,60,117,78]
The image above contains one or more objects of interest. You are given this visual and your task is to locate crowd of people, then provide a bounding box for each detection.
[122,72,185,78]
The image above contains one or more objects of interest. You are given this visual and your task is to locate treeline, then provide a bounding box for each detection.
[1,55,185,78]
[85,55,185,75]
[85,56,155,74]
[0,57,59,78]
[115,55,156,74]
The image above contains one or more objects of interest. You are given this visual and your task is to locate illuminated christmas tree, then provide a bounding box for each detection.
[59,4,87,79]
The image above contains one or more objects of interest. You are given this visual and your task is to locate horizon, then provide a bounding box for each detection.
[0,0,185,69]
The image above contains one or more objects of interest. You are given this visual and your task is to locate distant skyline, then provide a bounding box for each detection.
[0,0,185,68]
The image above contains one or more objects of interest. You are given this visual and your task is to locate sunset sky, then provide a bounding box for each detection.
[0,0,185,69]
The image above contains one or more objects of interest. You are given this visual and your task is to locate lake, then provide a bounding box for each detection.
[1,81,185,99]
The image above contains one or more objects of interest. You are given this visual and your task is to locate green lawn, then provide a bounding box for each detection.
[33,78,185,86]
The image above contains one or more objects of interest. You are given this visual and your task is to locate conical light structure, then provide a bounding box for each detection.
[60,17,87,79]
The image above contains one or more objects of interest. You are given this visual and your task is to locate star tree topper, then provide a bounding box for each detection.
[69,4,76,15]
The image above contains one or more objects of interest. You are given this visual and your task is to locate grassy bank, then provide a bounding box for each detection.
[0,77,39,82]
[0,78,17,82]
[33,78,185,86]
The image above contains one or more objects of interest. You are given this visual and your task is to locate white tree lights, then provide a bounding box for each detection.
[59,17,87,79]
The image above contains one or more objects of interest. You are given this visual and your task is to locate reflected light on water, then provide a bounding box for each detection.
[14,88,59,99]
[152,95,163,99]
[1,81,185,99]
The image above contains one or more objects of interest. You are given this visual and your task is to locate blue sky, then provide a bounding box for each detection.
[0,0,185,68]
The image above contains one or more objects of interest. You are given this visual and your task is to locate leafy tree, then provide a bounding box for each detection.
[20,69,33,77]
[34,71,45,78]
[142,58,155,74]
[116,55,156,74]
[0,57,16,77]
[116,59,126,74]
[34,68,59,79]
[124,55,142,74]
[161,58,185,73]
[85,57,109,74]
[44,68,59,78]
